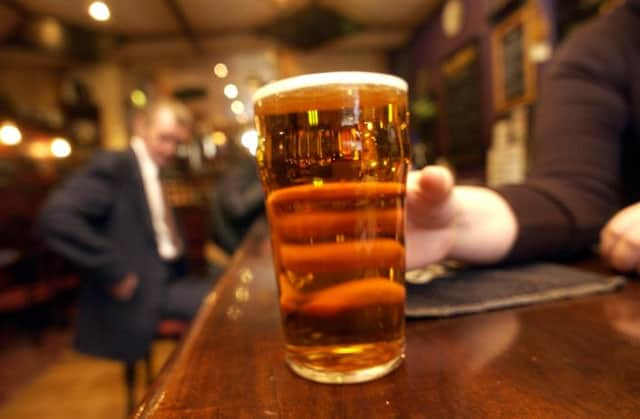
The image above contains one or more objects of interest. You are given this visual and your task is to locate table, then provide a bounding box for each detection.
[134,221,640,418]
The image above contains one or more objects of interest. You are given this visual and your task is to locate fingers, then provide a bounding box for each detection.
[280,239,404,273]
[278,277,405,317]
[601,224,640,273]
[406,165,456,229]
[405,227,456,269]
[405,166,457,267]
[601,203,640,273]
[273,209,401,241]
[297,279,404,317]
[111,273,139,301]
[601,203,640,258]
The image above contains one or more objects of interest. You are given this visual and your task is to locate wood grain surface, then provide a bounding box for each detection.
[134,220,640,418]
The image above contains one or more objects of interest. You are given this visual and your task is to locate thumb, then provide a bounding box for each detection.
[407,165,454,207]
[406,165,456,229]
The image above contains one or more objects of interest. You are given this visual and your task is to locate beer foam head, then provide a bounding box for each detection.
[252,71,408,104]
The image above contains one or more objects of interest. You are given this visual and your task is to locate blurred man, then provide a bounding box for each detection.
[210,147,264,254]
[39,99,210,362]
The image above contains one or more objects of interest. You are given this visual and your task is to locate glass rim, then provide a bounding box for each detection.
[252,71,408,104]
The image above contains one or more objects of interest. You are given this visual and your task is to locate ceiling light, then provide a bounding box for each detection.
[88,1,111,22]
[214,63,228,78]
[224,84,238,99]
[0,122,22,146]
[240,129,258,156]
[51,137,72,158]
[529,42,553,63]
[38,17,64,48]
[230,100,245,115]
[211,131,227,146]
[130,89,147,107]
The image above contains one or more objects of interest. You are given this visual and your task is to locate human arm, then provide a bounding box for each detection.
[495,16,629,263]
[407,15,630,268]
[38,153,134,292]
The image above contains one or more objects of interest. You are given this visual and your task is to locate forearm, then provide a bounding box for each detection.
[37,152,126,286]
[448,186,518,264]
[39,208,126,286]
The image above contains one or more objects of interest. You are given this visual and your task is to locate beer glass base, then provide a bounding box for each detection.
[286,353,404,384]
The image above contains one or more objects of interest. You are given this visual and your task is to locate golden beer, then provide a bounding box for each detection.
[253,72,410,383]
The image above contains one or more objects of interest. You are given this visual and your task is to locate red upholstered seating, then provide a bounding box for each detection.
[155,318,189,338]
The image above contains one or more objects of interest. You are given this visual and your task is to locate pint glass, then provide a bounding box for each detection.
[252,72,410,383]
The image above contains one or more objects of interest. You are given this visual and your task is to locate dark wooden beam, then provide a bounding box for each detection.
[120,27,245,43]
[2,0,32,19]
[164,0,203,55]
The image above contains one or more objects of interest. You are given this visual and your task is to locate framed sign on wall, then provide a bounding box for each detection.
[491,3,547,113]
[440,40,484,168]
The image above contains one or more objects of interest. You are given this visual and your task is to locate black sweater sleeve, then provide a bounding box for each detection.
[497,8,631,262]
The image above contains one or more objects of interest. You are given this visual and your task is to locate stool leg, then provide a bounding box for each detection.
[124,362,136,415]
[145,348,153,386]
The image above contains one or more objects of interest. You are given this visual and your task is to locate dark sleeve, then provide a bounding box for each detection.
[38,152,128,287]
[496,16,630,263]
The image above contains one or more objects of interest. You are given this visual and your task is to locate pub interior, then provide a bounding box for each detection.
[0,0,634,418]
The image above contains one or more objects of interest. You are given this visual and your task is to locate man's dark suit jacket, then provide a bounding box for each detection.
[39,149,186,362]
[210,155,264,253]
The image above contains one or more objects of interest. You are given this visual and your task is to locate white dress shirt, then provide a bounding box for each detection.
[131,137,182,261]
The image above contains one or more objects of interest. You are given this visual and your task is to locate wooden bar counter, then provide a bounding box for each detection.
[135,221,640,418]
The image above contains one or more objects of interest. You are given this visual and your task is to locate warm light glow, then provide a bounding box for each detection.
[202,136,217,158]
[230,100,245,115]
[224,83,238,99]
[211,131,227,146]
[235,113,249,124]
[0,122,22,146]
[214,63,228,78]
[307,109,319,126]
[88,1,111,21]
[51,137,72,158]
[38,17,64,48]
[130,89,147,107]
[27,142,50,159]
[529,42,553,63]
[240,129,258,156]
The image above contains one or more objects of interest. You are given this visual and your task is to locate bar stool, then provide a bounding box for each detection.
[124,318,189,415]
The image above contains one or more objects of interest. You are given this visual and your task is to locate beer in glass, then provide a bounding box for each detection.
[252,71,410,383]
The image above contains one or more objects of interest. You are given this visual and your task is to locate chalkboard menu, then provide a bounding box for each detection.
[491,3,541,112]
[502,24,525,101]
[441,42,483,166]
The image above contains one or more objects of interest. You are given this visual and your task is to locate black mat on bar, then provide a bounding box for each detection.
[405,263,626,318]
